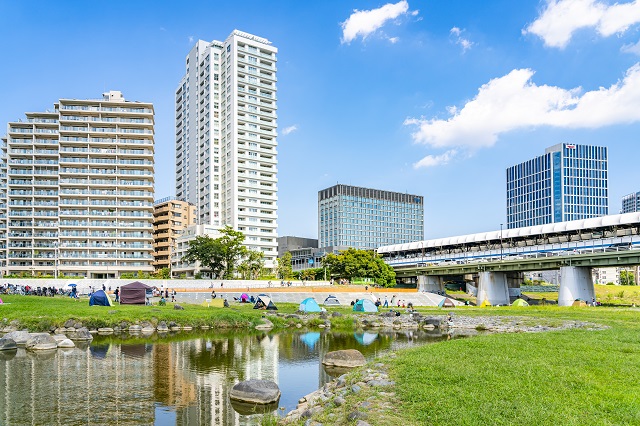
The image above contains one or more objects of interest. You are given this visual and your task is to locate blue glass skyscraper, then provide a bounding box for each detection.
[506,143,608,229]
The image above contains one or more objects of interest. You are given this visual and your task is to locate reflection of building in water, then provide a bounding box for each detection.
[157,334,280,426]
[0,343,156,425]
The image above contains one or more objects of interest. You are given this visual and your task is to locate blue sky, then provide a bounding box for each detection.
[2,0,640,240]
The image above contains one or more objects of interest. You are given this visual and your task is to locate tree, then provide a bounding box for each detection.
[239,250,265,280]
[183,235,225,278]
[322,248,396,287]
[620,269,636,286]
[275,252,293,279]
[183,226,248,279]
[156,267,171,279]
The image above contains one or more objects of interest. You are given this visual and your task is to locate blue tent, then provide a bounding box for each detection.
[299,297,321,313]
[353,299,378,313]
[89,289,113,306]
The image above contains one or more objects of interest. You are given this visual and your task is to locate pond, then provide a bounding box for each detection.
[0,329,467,425]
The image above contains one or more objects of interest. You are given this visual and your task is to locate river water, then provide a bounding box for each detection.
[0,329,458,425]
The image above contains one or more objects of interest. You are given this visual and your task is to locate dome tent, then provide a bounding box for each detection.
[299,297,321,312]
[324,295,341,306]
[89,289,113,307]
[353,299,378,313]
[512,298,529,307]
[253,294,278,310]
[438,297,456,308]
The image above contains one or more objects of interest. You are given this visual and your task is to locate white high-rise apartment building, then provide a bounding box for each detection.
[1,91,155,278]
[175,31,278,266]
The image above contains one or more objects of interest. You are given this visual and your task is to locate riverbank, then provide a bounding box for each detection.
[282,306,640,425]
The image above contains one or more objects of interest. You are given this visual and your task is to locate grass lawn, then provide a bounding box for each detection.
[0,294,309,331]
[330,306,640,426]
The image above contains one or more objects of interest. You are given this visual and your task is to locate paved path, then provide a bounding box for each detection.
[164,286,461,307]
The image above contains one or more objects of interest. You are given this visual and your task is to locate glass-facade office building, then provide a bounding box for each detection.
[506,143,608,229]
[621,192,640,213]
[318,184,424,250]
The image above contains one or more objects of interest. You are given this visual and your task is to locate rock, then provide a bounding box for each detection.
[52,334,68,342]
[286,314,300,319]
[200,325,210,330]
[332,312,343,317]
[255,319,274,331]
[63,319,75,328]
[347,411,367,421]
[174,304,184,310]
[25,333,58,351]
[423,324,435,330]
[424,317,445,328]
[129,325,142,332]
[182,326,193,331]
[333,396,346,406]
[157,324,169,332]
[170,326,181,331]
[351,384,361,393]
[141,327,156,333]
[355,420,372,426]
[318,324,326,329]
[229,379,281,404]
[98,328,114,333]
[140,321,153,329]
[57,339,75,348]
[0,337,17,351]
[296,323,302,328]
[3,330,30,347]
[67,327,93,341]
[368,379,394,387]
[323,349,366,368]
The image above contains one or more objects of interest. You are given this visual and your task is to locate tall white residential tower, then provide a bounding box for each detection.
[175,31,278,266]
[1,91,155,278]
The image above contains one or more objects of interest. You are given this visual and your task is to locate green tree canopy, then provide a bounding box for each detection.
[323,248,396,287]
[620,270,636,286]
[184,226,248,279]
[275,252,293,279]
[238,250,265,280]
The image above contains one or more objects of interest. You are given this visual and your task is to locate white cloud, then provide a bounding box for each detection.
[622,40,640,55]
[341,1,413,44]
[405,63,640,152]
[188,35,194,43]
[525,0,640,48]
[449,26,474,52]
[388,36,400,43]
[413,150,458,169]
[281,125,298,135]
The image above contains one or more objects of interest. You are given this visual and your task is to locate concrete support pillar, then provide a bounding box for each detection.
[477,271,509,306]
[558,266,595,307]
[506,272,523,298]
[417,275,443,293]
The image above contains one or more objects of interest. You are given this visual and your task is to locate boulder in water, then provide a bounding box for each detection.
[229,379,281,405]
[322,349,366,368]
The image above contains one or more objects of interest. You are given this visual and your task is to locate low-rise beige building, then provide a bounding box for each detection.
[153,198,196,272]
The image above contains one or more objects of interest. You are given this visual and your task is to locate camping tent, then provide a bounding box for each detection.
[572,300,588,307]
[512,298,529,307]
[324,295,341,306]
[480,299,492,308]
[299,297,321,313]
[89,289,113,307]
[253,294,278,310]
[120,281,151,305]
[438,297,456,308]
[353,299,378,312]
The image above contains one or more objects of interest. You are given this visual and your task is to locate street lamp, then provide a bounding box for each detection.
[500,223,503,261]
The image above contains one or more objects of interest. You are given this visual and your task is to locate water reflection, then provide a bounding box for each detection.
[0,328,466,425]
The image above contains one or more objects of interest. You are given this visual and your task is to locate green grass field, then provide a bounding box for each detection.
[308,306,640,426]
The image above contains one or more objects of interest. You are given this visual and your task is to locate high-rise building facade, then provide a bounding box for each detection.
[1,91,155,278]
[318,184,424,250]
[621,192,640,213]
[506,143,608,229]
[175,30,278,267]
[153,197,196,272]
